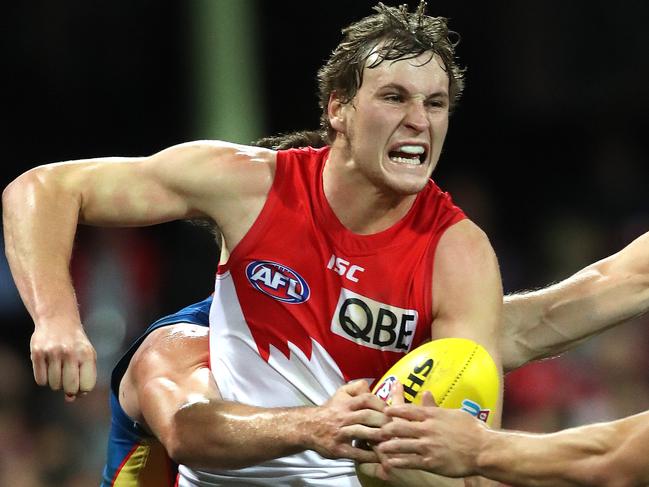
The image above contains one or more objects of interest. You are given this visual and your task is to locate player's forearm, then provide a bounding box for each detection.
[3,167,82,326]
[166,398,318,469]
[502,266,649,372]
[476,415,649,487]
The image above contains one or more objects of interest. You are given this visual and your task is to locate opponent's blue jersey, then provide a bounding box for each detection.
[101,296,212,487]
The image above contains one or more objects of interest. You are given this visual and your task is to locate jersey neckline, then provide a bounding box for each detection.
[313,146,427,254]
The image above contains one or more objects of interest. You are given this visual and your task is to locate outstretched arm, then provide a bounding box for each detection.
[502,230,649,371]
[380,392,649,487]
[121,323,388,469]
[2,141,274,398]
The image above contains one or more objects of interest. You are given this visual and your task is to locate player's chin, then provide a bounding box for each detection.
[386,176,429,196]
[382,164,432,194]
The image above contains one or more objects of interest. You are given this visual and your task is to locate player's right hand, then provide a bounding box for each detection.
[308,380,389,463]
[30,323,97,401]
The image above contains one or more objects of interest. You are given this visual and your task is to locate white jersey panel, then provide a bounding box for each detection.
[177,271,360,486]
[210,270,347,406]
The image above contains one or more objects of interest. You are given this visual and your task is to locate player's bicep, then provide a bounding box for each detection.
[431,219,503,358]
[76,142,232,225]
[431,221,504,429]
[74,157,191,225]
[127,324,216,441]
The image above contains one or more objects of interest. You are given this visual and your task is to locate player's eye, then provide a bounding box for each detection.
[384,93,403,103]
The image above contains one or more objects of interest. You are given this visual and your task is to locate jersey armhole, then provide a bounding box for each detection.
[217,152,285,273]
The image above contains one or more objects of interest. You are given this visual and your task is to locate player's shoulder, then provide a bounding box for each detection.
[150,140,277,179]
[156,140,278,204]
[131,323,210,375]
[172,140,276,165]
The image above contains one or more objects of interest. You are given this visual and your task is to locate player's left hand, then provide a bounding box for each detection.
[378,390,486,477]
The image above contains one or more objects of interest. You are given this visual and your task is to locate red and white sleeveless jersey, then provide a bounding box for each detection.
[191,146,466,486]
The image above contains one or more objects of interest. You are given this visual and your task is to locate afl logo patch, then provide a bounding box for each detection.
[374,375,397,402]
[246,260,310,304]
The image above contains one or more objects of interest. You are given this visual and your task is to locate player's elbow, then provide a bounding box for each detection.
[165,399,242,470]
[500,332,532,372]
[3,170,35,209]
[3,166,77,213]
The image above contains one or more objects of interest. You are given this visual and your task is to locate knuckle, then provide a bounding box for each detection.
[84,346,97,360]
[47,343,70,358]
[30,348,43,360]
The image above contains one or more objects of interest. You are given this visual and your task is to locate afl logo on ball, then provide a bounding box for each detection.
[246,260,310,304]
[374,375,397,402]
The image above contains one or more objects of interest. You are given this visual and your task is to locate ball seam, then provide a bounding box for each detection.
[438,344,478,407]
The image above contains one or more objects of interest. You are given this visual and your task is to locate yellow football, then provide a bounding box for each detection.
[356,337,500,487]
[371,337,500,425]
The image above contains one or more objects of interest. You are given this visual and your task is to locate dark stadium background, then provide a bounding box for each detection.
[2,1,648,484]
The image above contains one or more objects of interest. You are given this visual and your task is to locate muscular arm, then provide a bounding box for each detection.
[367,220,504,487]
[121,323,387,469]
[431,219,504,423]
[2,141,274,396]
[420,219,503,487]
[477,411,649,487]
[378,399,649,487]
[502,231,649,371]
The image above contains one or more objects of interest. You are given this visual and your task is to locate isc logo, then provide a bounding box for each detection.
[327,254,365,282]
[330,288,418,352]
[246,260,310,304]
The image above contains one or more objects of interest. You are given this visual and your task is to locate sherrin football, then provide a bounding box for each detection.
[356,338,500,487]
[371,337,500,425]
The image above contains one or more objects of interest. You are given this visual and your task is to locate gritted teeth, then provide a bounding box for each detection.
[397,144,425,155]
[389,144,427,165]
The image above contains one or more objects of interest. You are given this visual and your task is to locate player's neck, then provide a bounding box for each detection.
[323,148,417,235]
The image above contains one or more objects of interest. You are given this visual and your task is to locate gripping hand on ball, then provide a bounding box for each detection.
[307,380,389,463]
[378,391,487,477]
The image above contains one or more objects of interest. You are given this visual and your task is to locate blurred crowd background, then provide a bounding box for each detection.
[2,1,649,485]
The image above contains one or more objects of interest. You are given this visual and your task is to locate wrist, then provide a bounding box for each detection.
[474,424,501,475]
[32,298,81,328]
[293,406,321,451]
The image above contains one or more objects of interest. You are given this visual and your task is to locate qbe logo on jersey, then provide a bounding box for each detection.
[331,288,418,352]
[246,260,310,304]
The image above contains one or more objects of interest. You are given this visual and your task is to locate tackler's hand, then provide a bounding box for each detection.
[379,389,486,477]
[308,380,389,464]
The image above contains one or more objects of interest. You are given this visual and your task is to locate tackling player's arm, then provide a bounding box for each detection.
[476,410,649,487]
[501,230,649,372]
[121,323,387,469]
[2,141,273,398]
[377,397,649,487]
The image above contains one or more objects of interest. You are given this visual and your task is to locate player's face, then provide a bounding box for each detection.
[340,51,450,196]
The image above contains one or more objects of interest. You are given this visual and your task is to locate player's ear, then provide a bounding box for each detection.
[328,91,348,133]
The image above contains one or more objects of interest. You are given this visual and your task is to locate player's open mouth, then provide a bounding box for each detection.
[388,144,427,165]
